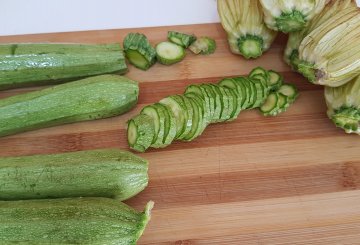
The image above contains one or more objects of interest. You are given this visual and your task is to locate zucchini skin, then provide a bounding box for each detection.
[0,43,128,90]
[0,197,153,244]
[0,149,148,201]
[0,74,138,137]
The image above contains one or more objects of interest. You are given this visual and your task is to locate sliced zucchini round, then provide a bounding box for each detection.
[182,97,203,141]
[156,41,186,65]
[157,103,177,146]
[141,103,166,148]
[268,70,283,90]
[127,114,155,152]
[278,83,299,102]
[260,92,279,115]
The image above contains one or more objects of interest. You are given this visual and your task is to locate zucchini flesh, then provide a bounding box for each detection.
[0,75,138,137]
[176,95,194,140]
[156,41,186,65]
[0,197,153,244]
[168,31,197,48]
[0,43,128,90]
[158,103,177,146]
[278,83,298,102]
[249,67,269,80]
[185,85,212,123]
[160,95,186,138]
[219,78,245,112]
[182,97,202,141]
[0,149,148,201]
[123,33,156,70]
[227,88,242,121]
[185,92,209,134]
[205,84,223,123]
[141,104,166,148]
[268,70,284,90]
[127,114,155,152]
[260,92,278,114]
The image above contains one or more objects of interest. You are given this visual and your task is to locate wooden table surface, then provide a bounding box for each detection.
[1,23,360,244]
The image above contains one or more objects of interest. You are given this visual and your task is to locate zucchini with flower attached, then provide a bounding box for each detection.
[123,33,157,70]
[127,67,299,152]
[259,0,327,33]
[0,43,128,90]
[325,75,360,134]
[0,197,153,244]
[284,0,357,71]
[189,37,216,55]
[297,6,360,87]
[217,0,277,59]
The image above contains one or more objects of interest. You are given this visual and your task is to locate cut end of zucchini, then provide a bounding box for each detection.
[238,35,264,59]
[156,41,186,65]
[275,10,306,33]
[135,201,154,241]
[123,33,156,70]
[126,50,151,70]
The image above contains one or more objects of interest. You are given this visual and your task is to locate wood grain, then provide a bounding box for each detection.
[1,23,359,244]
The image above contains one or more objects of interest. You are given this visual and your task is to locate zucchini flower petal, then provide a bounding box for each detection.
[259,0,328,33]
[325,75,360,134]
[297,5,360,87]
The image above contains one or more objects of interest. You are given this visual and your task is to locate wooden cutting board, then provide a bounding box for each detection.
[1,23,360,244]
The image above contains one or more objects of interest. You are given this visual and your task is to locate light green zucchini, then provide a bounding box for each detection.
[0,74,139,137]
[0,43,128,90]
[0,197,153,244]
[0,149,148,201]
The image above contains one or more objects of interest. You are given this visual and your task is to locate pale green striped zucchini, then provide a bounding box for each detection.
[0,197,153,244]
[0,149,148,201]
[0,74,138,137]
[0,43,128,90]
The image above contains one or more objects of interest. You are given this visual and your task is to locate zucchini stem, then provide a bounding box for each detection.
[237,35,264,59]
[275,10,306,33]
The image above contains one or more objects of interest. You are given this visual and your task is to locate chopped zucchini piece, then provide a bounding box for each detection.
[127,114,155,152]
[182,97,203,141]
[184,85,212,124]
[268,70,284,90]
[156,41,186,65]
[176,95,194,140]
[249,67,269,80]
[157,103,177,146]
[123,33,156,70]
[260,92,279,115]
[140,104,166,148]
[168,31,197,48]
[185,92,209,133]
[278,83,299,102]
[160,95,186,138]
[189,37,216,55]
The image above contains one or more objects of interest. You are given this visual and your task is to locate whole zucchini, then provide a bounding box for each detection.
[0,43,128,90]
[0,197,153,244]
[0,149,148,201]
[0,74,138,137]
